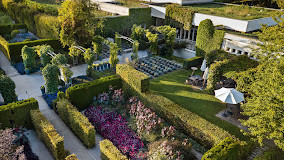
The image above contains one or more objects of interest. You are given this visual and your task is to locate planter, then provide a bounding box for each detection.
[40,88,45,95]
[107,63,110,69]
[104,63,108,69]
[25,70,30,75]
[99,56,102,61]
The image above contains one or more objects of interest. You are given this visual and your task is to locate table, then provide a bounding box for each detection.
[188,75,203,85]
[191,67,198,76]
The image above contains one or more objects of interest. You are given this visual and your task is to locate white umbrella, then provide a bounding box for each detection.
[203,67,209,80]
[214,87,244,104]
[200,59,206,71]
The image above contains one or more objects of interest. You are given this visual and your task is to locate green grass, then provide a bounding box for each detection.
[92,9,113,17]
[167,3,278,20]
[30,0,61,8]
[150,69,248,140]
[113,0,148,8]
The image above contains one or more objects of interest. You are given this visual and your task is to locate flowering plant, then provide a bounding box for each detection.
[161,126,176,139]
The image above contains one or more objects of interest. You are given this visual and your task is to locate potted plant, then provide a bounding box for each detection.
[40,85,45,94]
[104,62,108,70]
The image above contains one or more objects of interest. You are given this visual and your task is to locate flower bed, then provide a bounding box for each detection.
[13,60,43,75]
[43,87,67,109]
[84,106,143,159]
[134,56,183,78]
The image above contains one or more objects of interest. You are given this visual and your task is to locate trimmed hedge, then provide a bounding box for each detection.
[23,0,58,16]
[65,154,78,160]
[195,19,225,57]
[183,56,203,70]
[116,64,150,92]
[0,24,27,35]
[100,139,128,160]
[0,98,39,129]
[0,38,62,63]
[30,109,66,160]
[103,8,154,37]
[202,137,241,160]
[66,75,122,110]
[119,64,235,148]
[56,97,96,148]
[34,14,60,39]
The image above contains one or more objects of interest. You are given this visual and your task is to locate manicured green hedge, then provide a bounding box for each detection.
[65,154,78,160]
[183,56,203,70]
[0,98,39,129]
[34,14,60,39]
[23,0,58,16]
[103,8,154,37]
[30,109,66,160]
[116,64,150,93]
[0,38,62,62]
[195,19,225,57]
[66,75,122,110]
[56,97,96,148]
[165,4,195,31]
[100,139,128,160]
[0,24,27,35]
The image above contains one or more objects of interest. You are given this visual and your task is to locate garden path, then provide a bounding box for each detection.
[0,51,19,77]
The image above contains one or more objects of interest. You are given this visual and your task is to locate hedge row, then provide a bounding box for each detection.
[119,64,235,148]
[0,37,62,63]
[34,14,60,39]
[23,0,58,16]
[56,96,96,148]
[103,8,154,37]
[0,98,38,129]
[66,75,122,110]
[30,109,66,160]
[183,56,203,70]
[0,24,27,35]
[65,154,78,160]
[100,139,128,160]
[116,64,150,93]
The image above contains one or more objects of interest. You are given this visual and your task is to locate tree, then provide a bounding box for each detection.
[0,75,17,104]
[84,48,95,66]
[38,45,53,67]
[21,45,36,71]
[51,53,68,66]
[58,0,103,47]
[42,64,60,93]
[132,41,139,61]
[240,57,284,150]
[146,31,158,54]
[109,42,119,68]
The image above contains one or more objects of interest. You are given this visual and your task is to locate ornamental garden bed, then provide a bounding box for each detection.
[83,86,206,159]
[134,56,183,79]
[13,59,43,75]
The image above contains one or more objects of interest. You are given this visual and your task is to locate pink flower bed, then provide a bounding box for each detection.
[84,106,144,159]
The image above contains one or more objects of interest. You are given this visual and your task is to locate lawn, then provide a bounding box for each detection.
[150,69,248,140]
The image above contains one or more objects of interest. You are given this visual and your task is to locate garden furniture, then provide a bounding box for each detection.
[191,67,198,76]
[188,75,203,85]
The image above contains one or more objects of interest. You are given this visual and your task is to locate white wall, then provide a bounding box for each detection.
[246,17,277,32]
[150,5,166,19]
[98,2,129,15]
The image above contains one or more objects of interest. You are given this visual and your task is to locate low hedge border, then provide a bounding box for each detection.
[0,24,27,35]
[183,56,203,70]
[100,139,128,160]
[0,37,62,63]
[65,154,78,160]
[116,64,150,92]
[0,98,39,129]
[56,95,96,148]
[30,109,66,160]
[118,64,235,148]
[66,75,122,110]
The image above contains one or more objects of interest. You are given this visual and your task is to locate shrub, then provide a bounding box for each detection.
[11,29,21,37]
[23,0,58,16]
[21,45,36,70]
[51,53,68,66]
[38,45,53,67]
[183,56,203,70]
[30,109,66,160]
[66,75,122,110]
[0,74,17,104]
[116,64,150,93]
[0,98,38,129]
[56,98,96,148]
[195,19,225,57]
[254,148,284,160]
[100,139,128,160]
[34,14,60,39]
[83,48,95,66]
[65,154,78,160]
[42,64,60,93]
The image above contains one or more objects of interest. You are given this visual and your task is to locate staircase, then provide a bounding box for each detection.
[247,145,269,160]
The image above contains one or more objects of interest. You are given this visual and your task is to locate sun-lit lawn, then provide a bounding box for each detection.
[150,69,248,140]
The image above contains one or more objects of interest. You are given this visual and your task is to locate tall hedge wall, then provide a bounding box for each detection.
[0,37,62,62]
[165,4,195,31]
[195,19,225,57]
[66,75,122,110]
[118,64,235,148]
[0,98,39,129]
[0,24,27,35]
[56,97,96,148]
[183,56,203,70]
[116,64,150,92]
[34,14,60,39]
[100,139,128,160]
[30,109,66,160]
[103,8,154,37]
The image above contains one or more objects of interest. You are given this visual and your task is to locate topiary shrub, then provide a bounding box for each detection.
[51,53,68,66]
[21,45,36,71]
[38,45,53,67]
[131,41,139,61]
[83,48,95,66]
[100,139,128,160]
[11,29,21,37]
[146,31,158,54]
[0,74,17,104]
[42,64,60,93]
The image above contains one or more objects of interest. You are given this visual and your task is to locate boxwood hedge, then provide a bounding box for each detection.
[183,56,203,70]
[0,98,39,129]
[66,75,122,110]
[0,24,27,35]
[100,139,128,160]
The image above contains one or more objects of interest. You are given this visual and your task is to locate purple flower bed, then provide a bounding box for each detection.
[84,106,144,159]
[13,62,25,75]
[43,87,67,109]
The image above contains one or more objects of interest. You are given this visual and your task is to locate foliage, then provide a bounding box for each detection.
[115,32,121,50]
[109,42,119,68]
[65,154,78,160]
[68,46,82,58]
[0,128,25,160]
[205,49,231,66]
[92,35,104,56]
[61,67,73,83]
[34,14,60,39]
[51,53,68,66]
[38,45,53,67]
[130,24,146,41]
[23,0,59,16]
[42,64,60,93]
[30,109,66,160]
[85,106,143,159]
[56,98,96,148]
[0,74,17,104]
[21,45,36,70]
[195,19,225,57]
[0,98,38,129]
[100,139,128,160]
[116,64,150,93]
[254,148,284,160]
[66,75,122,110]
[146,31,158,54]
[84,48,95,66]
[240,57,284,150]
[131,41,139,61]
[58,0,103,47]
[155,25,176,56]
[183,56,203,70]
[165,4,195,31]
